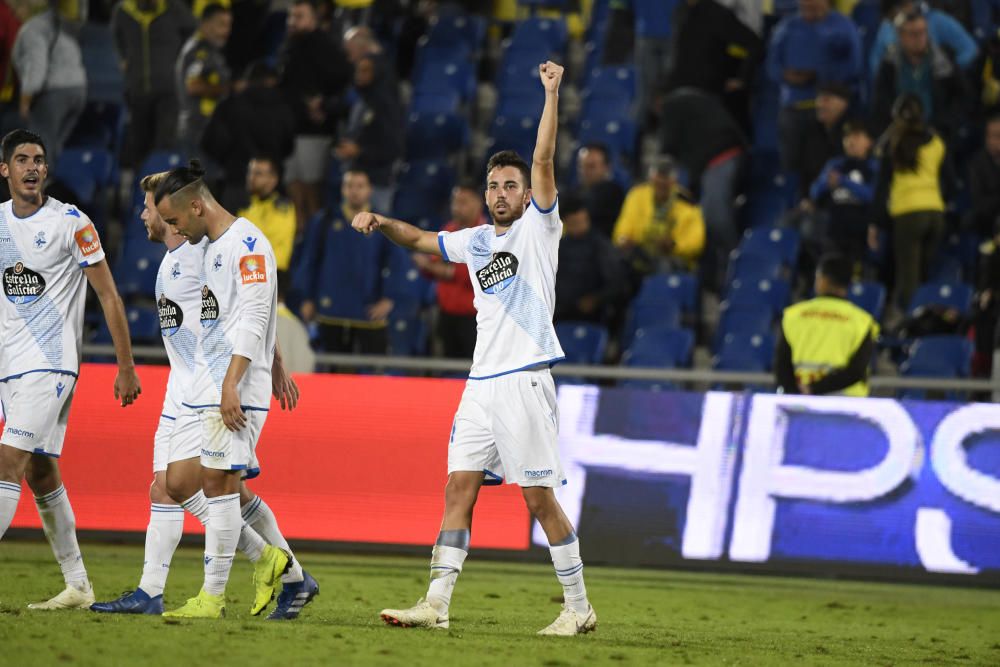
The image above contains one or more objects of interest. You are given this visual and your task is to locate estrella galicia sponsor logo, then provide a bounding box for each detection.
[201,448,226,459]
[5,426,35,439]
[476,252,519,294]
[158,294,183,336]
[200,286,219,327]
[524,469,553,479]
[3,262,46,304]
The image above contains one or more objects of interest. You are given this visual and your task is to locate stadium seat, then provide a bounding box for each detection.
[634,272,699,314]
[928,256,965,284]
[555,322,609,365]
[388,316,428,356]
[54,148,113,209]
[582,65,636,101]
[496,54,547,95]
[392,190,446,231]
[488,113,539,160]
[114,239,162,299]
[724,277,791,315]
[620,326,695,391]
[405,112,470,160]
[66,101,125,152]
[412,59,477,102]
[78,23,124,102]
[741,191,788,229]
[713,301,776,351]
[899,335,973,398]
[132,151,184,208]
[494,89,546,120]
[578,114,637,161]
[907,282,974,316]
[577,95,634,134]
[726,250,785,285]
[848,281,887,320]
[410,89,461,114]
[713,332,776,372]
[413,42,474,76]
[739,225,801,267]
[127,305,163,344]
[507,17,569,55]
[425,13,487,53]
[396,160,455,204]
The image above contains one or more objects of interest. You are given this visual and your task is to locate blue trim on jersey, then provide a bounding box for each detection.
[181,402,270,412]
[79,261,88,267]
[160,414,176,421]
[167,240,189,253]
[10,201,46,220]
[0,368,78,383]
[243,467,261,480]
[482,469,503,486]
[530,196,558,214]
[209,221,235,244]
[467,356,565,381]
[229,464,248,470]
[32,448,60,458]
[437,233,450,262]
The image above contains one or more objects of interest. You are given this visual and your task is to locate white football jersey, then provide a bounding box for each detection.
[0,197,105,381]
[155,238,207,417]
[185,217,277,411]
[438,199,565,379]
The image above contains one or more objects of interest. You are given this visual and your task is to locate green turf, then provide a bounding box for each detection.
[1,541,998,666]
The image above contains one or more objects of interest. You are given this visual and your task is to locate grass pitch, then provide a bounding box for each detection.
[1,541,998,666]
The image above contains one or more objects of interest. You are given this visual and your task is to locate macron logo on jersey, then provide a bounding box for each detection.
[240,255,267,285]
[74,224,101,256]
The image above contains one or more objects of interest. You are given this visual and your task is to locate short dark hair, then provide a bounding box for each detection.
[291,0,319,11]
[579,143,610,164]
[201,2,229,21]
[154,159,208,204]
[1,129,46,164]
[817,253,853,289]
[342,168,371,183]
[650,155,676,177]
[559,190,586,217]
[250,155,281,179]
[816,81,852,101]
[485,150,531,189]
[842,117,872,138]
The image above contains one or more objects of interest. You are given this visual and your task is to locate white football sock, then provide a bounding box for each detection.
[137,503,184,597]
[549,533,590,614]
[181,490,210,526]
[35,485,89,591]
[242,495,303,583]
[236,522,267,563]
[425,529,470,615]
[203,494,240,596]
[0,480,21,539]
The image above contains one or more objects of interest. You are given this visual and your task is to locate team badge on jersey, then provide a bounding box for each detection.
[158,294,183,336]
[34,231,46,248]
[476,252,519,294]
[74,224,101,256]
[200,285,219,327]
[3,261,46,304]
[239,255,267,285]
[212,254,223,271]
[170,262,181,279]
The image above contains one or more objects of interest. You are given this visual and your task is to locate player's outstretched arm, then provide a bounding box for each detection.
[531,61,563,211]
[352,212,442,255]
[84,261,142,406]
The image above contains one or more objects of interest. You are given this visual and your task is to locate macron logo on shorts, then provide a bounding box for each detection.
[74,223,101,256]
[6,426,35,439]
[239,255,267,285]
[524,469,553,479]
[201,448,226,459]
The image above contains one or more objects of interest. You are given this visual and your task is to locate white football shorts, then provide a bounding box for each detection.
[152,408,202,473]
[0,372,76,457]
[196,407,265,474]
[448,368,565,487]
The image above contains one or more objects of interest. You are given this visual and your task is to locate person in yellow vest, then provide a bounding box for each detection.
[775,253,879,396]
[238,156,296,289]
[612,155,705,274]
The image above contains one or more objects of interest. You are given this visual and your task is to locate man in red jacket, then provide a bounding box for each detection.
[412,181,486,358]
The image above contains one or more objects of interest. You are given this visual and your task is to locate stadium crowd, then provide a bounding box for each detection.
[0,0,998,392]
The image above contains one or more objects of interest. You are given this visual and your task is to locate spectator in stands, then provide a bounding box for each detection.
[411,181,486,359]
[238,156,296,289]
[973,218,1000,376]
[613,155,706,277]
[201,60,296,211]
[576,143,624,239]
[175,3,231,158]
[297,169,395,355]
[983,29,1000,114]
[334,54,403,215]
[791,82,852,200]
[111,0,194,168]
[969,114,1000,237]
[278,0,353,230]
[869,0,978,75]
[775,253,878,396]
[766,0,862,171]
[0,1,21,133]
[610,0,674,128]
[12,3,86,169]
[664,0,762,128]
[872,9,966,141]
[808,119,878,273]
[658,87,746,288]
[872,94,954,312]
[343,24,380,64]
[555,192,624,328]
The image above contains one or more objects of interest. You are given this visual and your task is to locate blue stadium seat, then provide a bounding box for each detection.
[410,89,461,114]
[928,255,965,284]
[132,151,184,208]
[848,281,887,320]
[900,335,973,399]
[620,326,695,391]
[586,0,612,42]
[727,250,784,284]
[55,148,113,209]
[494,89,546,120]
[389,316,428,356]
[741,191,789,229]
[713,332,776,372]
[578,95,634,134]
[508,17,568,55]
[412,59,477,102]
[425,13,487,53]
[583,65,636,101]
[78,23,124,102]
[413,42,473,76]
[405,112,470,160]
[907,282,974,316]
[713,302,775,351]
[724,277,791,315]
[488,113,538,160]
[127,305,163,344]
[555,322,609,365]
[392,190,446,230]
[114,239,162,299]
[496,54,547,95]
[578,114,637,160]
[397,160,455,204]
[739,225,801,267]
[634,271,699,314]
[66,102,125,152]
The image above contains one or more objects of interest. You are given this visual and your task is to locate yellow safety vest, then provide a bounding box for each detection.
[781,296,878,397]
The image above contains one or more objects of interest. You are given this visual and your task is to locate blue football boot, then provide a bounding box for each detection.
[266,570,319,620]
[90,588,164,615]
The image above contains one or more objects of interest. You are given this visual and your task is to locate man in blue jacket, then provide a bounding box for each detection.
[868,0,978,74]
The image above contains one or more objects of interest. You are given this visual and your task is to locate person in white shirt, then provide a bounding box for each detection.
[90,171,318,620]
[149,161,289,619]
[0,128,142,610]
[353,62,597,637]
